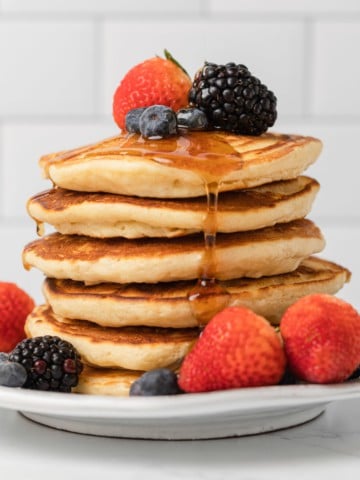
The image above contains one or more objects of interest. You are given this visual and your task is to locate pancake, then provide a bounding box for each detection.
[23,219,325,284]
[73,365,141,396]
[27,176,319,238]
[25,305,198,371]
[42,257,350,327]
[39,131,322,198]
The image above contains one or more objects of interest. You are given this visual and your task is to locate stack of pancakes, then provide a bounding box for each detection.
[22,131,350,395]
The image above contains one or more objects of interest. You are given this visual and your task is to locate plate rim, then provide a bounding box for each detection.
[1,380,360,419]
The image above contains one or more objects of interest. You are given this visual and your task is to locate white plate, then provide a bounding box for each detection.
[1,381,360,439]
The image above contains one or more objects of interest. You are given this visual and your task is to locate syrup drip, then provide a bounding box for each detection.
[36,220,45,237]
[187,181,231,327]
[202,182,218,281]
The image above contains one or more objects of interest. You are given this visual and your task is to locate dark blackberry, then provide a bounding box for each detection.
[130,368,182,396]
[189,62,277,135]
[9,336,83,392]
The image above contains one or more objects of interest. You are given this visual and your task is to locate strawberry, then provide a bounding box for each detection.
[113,50,192,131]
[280,294,360,384]
[178,307,286,393]
[0,282,35,352]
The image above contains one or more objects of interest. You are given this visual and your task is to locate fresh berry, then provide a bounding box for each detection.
[177,107,209,130]
[0,353,9,362]
[348,366,360,381]
[280,294,360,384]
[125,107,147,134]
[139,105,177,139]
[129,368,182,396]
[178,307,286,393]
[9,336,83,392]
[0,282,35,353]
[113,50,192,131]
[0,361,27,387]
[189,62,277,135]
[279,367,298,385]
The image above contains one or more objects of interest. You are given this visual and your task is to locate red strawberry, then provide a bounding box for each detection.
[0,282,35,352]
[178,307,286,393]
[113,50,192,130]
[280,294,360,384]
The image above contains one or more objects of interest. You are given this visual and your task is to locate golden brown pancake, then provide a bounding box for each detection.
[27,176,319,238]
[73,365,141,396]
[25,305,198,371]
[42,257,350,327]
[39,131,322,198]
[23,219,325,284]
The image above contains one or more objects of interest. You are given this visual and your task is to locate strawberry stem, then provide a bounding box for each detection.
[164,49,190,78]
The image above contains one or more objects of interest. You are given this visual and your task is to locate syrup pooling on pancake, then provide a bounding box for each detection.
[39,131,314,176]
[115,131,243,177]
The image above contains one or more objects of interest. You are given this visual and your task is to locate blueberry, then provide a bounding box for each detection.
[139,105,177,139]
[125,107,147,134]
[0,361,27,388]
[177,108,209,131]
[0,353,9,363]
[348,365,360,381]
[129,368,182,396]
[279,367,298,385]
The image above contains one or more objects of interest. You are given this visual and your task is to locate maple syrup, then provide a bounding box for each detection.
[117,131,243,327]
[36,221,45,237]
[186,180,229,326]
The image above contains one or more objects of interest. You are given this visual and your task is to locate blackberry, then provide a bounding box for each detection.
[9,336,83,392]
[130,368,182,396]
[189,62,277,135]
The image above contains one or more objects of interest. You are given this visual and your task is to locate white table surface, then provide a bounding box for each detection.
[0,224,359,479]
[0,398,360,480]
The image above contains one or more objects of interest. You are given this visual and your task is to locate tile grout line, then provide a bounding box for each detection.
[0,11,208,22]
[1,11,360,22]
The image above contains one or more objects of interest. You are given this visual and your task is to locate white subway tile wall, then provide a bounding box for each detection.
[0,0,359,305]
